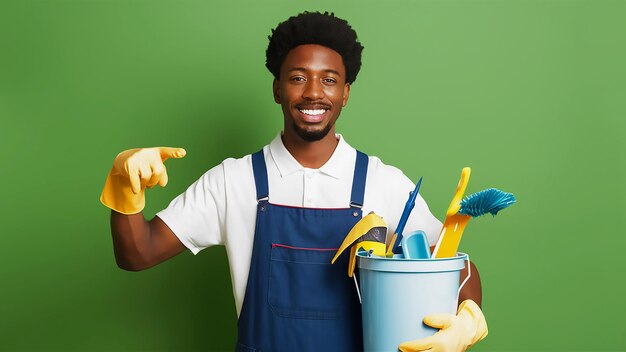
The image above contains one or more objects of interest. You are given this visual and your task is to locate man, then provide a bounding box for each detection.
[101,12,487,351]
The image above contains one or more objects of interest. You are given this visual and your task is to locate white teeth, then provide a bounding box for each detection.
[300,109,326,116]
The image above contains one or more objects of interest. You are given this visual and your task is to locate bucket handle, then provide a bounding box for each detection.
[353,275,362,304]
[456,254,471,302]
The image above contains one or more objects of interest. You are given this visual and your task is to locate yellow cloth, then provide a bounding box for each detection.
[398,299,488,352]
[331,212,387,277]
[100,147,186,214]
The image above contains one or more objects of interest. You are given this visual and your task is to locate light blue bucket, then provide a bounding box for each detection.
[356,252,470,352]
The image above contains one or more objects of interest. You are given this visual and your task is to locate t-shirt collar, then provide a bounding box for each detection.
[269,132,353,180]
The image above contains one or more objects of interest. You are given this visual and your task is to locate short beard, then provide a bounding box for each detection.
[292,122,334,142]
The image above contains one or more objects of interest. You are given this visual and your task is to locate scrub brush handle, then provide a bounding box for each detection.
[446,167,471,217]
[391,177,422,254]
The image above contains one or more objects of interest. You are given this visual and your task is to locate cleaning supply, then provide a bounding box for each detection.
[401,230,430,259]
[388,177,423,256]
[431,167,471,258]
[331,212,387,277]
[357,251,470,351]
[398,299,488,352]
[459,188,516,217]
[432,168,516,258]
[100,147,186,214]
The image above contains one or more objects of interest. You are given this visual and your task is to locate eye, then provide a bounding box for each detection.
[291,76,306,83]
[323,77,337,85]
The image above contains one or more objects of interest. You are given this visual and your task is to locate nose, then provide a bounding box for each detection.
[302,78,325,100]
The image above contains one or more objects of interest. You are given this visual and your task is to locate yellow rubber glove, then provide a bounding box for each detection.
[100,147,186,215]
[398,300,488,352]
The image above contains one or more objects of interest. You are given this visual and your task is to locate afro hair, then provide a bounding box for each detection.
[265,11,364,84]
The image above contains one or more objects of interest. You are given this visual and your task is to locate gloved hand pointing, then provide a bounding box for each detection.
[100,147,186,215]
[398,299,488,352]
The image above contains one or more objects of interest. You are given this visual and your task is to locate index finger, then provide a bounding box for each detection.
[158,147,186,161]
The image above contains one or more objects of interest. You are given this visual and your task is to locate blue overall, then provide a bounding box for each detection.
[236,150,368,352]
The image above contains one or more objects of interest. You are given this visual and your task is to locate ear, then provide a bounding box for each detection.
[273,79,280,104]
[342,83,351,107]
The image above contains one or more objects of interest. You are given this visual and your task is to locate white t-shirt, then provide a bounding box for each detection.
[157,133,443,316]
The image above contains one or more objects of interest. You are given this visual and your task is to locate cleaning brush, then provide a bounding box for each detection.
[458,188,516,217]
[432,167,516,258]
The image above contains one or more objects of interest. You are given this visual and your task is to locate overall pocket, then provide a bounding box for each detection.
[268,244,347,320]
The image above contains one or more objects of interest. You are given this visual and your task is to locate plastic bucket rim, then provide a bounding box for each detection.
[355,250,468,261]
[356,252,468,273]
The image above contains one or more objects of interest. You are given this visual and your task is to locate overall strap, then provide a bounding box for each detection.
[350,150,369,209]
[251,150,269,202]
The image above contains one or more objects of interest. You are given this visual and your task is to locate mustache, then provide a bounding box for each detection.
[295,102,331,109]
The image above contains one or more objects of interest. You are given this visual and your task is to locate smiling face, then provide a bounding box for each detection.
[273,44,350,143]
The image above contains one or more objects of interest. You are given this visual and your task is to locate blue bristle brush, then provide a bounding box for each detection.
[459,188,516,217]
[432,177,516,259]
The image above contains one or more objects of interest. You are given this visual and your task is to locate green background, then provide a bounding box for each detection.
[1,0,624,350]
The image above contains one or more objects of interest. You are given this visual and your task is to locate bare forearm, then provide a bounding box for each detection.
[110,211,186,271]
[110,211,153,271]
[458,260,482,307]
